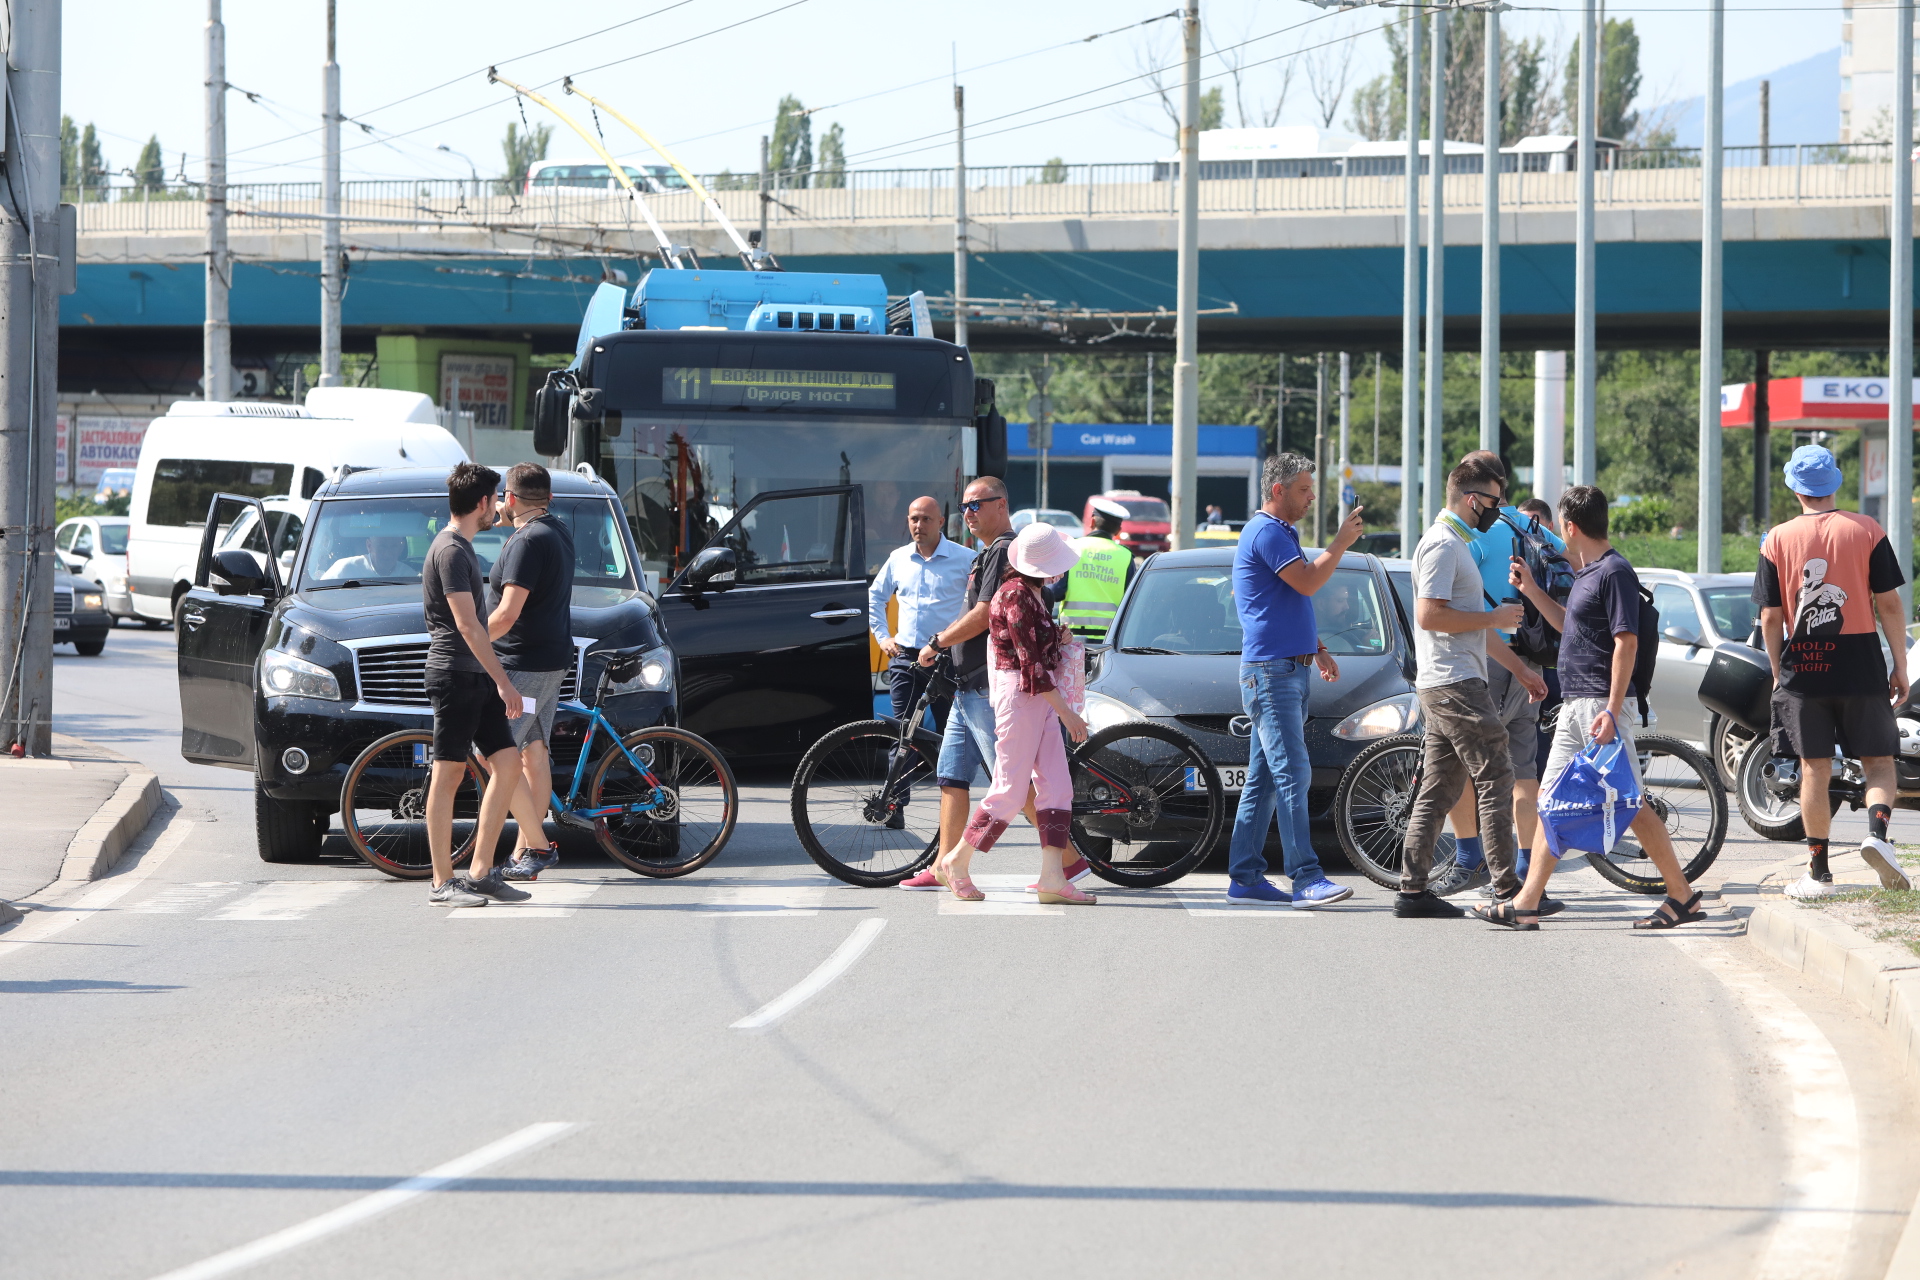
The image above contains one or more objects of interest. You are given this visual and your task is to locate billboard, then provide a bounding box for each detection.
[74,417,152,485]
[439,353,515,429]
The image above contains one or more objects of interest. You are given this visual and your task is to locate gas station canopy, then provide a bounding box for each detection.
[1720,376,1920,429]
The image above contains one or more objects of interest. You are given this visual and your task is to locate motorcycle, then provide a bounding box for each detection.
[1697,637,1920,841]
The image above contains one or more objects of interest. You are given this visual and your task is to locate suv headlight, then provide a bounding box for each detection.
[608,643,674,695]
[1084,690,1144,734]
[1332,692,1419,741]
[80,592,103,610]
[260,649,342,701]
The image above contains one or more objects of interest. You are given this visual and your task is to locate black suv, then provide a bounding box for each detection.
[177,467,674,863]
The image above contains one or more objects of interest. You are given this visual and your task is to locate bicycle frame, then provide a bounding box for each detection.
[549,697,668,822]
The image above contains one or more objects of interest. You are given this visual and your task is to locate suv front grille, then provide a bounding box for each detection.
[348,635,585,711]
[53,589,72,617]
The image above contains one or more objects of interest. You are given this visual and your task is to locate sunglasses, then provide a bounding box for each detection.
[960,496,1006,514]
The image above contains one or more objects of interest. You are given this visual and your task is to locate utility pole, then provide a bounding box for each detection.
[1533,352,1566,509]
[318,0,342,387]
[1338,351,1352,527]
[1423,7,1447,524]
[1698,0,1725,572]
[1480,1,1502,455]
[1891,0,1914,615]
[1170,1,1201,550]
[953,85,968,348]
[0,0,64,756]
[1314,352,1328,543]
[1400,8,1423,551]
[757,135,769,250]
[205,0,231,402]
[1752,350,1770,531]
[1759,79,1770,163]
[1572,0,1597,485]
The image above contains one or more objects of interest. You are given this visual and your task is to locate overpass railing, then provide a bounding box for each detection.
[66,143,1911,236]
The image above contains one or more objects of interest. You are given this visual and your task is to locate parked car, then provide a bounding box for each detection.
[177,467,673,863]
[1082,546,1420,825]
[1082,490,1171,557]
[54,515,142,625]
[524,158,687,195]
[52,568,110,655]
[1637,569,1758,783]
[1351,531,1401,557]
[1012,507,1083,533]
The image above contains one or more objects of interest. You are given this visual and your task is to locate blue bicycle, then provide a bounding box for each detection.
[340,648,739,879]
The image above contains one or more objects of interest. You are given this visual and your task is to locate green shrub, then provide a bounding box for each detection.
[56,494,129,523]
[1610,496,1674,536]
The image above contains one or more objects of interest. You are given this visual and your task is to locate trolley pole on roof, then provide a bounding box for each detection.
[1170,2,1201,551]
[205,0,231,402]
[1697,0,1725,572]
[1891,0,1915,616]
[1573,0,1598,486]
[1480,1,1503,456]
[954,85,968,348]
[318,0,343,387]
[1422,6,1447,524]
[1400,6,1423,552]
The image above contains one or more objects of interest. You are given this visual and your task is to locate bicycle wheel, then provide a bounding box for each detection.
[791,720,941,887]
[1586,734,1728,893]
[589,726,738,877]
[1070,721,1225,888]
[339,729,479,880]
[1332,733,1456,890]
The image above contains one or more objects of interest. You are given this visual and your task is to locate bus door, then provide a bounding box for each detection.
[658,485,870,759]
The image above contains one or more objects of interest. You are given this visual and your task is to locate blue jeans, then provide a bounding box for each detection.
[1227,659,1323,887]
[935,686,998,789]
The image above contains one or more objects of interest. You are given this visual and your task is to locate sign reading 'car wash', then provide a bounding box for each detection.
[439,353,516,428]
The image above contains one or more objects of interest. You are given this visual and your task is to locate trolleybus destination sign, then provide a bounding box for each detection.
[663,367,897,409]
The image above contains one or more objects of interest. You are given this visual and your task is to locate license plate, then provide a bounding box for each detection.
[1185,765,1246,792]
[53,618,69,631]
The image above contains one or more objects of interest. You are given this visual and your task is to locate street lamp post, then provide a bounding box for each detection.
[1400,6,1424,551]
[1481,1,1503,456]
[1573,0,1598,486]
[438,144,479,201]
[1697,0,1725,572]
[1171,2,1201,549]
[1422,7,1447,524]
[1892,0,1915,617]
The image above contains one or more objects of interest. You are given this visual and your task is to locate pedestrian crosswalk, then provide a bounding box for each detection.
[936,873,1064,917]
[447,880,600,920]
[205,881,372,921]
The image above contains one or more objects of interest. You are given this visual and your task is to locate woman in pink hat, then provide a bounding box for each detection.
[934,522,1095,904]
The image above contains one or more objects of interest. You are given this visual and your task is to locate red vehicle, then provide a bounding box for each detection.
[1083,490,1171,556]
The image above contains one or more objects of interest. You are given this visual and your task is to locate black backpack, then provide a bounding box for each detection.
[1495,512,1576,668]
[1632,584,1660,724]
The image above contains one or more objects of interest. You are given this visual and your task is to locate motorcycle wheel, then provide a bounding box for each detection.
[1733,734,1841,842]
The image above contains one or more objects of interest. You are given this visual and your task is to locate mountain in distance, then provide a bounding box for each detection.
[1656,47,1839,147]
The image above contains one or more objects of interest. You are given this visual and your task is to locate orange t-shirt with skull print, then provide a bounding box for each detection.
[1752,509,1905,696]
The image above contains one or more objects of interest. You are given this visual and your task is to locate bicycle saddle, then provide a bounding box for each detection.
[588,646,649,685]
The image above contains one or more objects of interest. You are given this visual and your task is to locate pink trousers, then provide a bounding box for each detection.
[961,673,1073,852]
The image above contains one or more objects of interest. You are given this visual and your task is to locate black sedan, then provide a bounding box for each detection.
[1082,546,1421,827]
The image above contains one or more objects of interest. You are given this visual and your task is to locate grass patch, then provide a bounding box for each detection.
[1611,533,1762,574]
[1799,862,1920,958]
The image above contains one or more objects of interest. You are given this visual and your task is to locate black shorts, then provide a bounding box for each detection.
[1770,687,1898,760]
[426,668,516,763]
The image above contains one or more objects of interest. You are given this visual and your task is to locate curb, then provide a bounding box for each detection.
[56,764,162,882]
[1736,864,1920,1279]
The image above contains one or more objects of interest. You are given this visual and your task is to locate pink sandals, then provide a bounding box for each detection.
[1036,882,1097,906]
[933,862,985,902]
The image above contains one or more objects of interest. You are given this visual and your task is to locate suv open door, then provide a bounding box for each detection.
[178,493,281,767]
[657,486,870,759]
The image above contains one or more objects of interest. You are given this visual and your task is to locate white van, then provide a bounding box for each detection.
[127,389,469,624]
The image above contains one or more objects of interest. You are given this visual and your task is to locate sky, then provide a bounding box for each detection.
[62,0,1848,187]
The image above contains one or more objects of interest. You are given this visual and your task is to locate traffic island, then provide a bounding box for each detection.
[0,732,160,923]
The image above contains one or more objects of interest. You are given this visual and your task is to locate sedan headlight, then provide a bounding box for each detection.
[1084,690,1144,734]
[80,592,103,610]
[260,649,342,701]
[1332,692,1420,741]
[608,643,674,695]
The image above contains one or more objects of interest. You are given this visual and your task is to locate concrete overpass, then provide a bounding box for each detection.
[65,152,1920,396]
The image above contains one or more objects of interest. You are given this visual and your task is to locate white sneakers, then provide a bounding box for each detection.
[1784,874,1837,901]
[1858,836,1913,891]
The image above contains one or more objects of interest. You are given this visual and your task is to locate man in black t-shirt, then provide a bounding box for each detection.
[422,462,530,909]
[487,463,577,881]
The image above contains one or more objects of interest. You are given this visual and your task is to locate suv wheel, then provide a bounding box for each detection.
[256,783,322,863]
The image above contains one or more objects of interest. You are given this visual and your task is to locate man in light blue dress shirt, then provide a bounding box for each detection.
[868,495,972,734]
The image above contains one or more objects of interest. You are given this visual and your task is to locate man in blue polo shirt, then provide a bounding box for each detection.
[1226,451,1366,907]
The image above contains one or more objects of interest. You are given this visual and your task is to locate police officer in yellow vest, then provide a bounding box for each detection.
[1054,496,1138,641]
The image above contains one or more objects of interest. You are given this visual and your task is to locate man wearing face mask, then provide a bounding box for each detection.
[1394,454,1547,918]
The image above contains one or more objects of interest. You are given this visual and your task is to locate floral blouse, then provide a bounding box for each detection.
[988,578,1064,696]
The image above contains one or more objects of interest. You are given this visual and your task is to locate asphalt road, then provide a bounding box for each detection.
[4,627,1917,1280]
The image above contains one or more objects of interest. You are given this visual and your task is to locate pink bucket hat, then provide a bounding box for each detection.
[1008,522,1081,578]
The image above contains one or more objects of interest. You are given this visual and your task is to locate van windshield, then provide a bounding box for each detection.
[297,496,637,593]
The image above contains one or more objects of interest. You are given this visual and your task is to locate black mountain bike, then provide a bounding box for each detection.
[790,655,1227,888]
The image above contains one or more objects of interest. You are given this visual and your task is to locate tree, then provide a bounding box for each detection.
[1305,42,1357,131]
[771,94,812,189]
[1034,157,1068,184]
[1346,75,1394,141]
[1351,17,1561,145]
[1502,35,1560,143]
[1563,18,1642,140]
[1199,85,1225,131]
[132,135,166,195]
[499,121,552,192]
[60,117,106,199]
[814,121,846,189]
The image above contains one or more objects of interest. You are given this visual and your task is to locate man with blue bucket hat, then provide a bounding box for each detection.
[1476,485,1703,930]
[1754,444,1912,900]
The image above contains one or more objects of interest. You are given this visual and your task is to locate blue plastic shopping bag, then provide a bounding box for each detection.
[1539,729,1643,859]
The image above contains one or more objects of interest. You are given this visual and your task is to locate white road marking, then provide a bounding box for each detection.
[145,1121,576,1280]
[0,818,195,963]
[731,918,887,1030]
[204,882,371,922]
[448,879,602,920]
[700,885,824,916]
[126,883,243,914]
[1676,941,1861,1279]
[1172,873,1314,918]
[936,873,1064,915]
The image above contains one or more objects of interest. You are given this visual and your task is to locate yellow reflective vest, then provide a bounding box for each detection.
[1060,536,1132,639]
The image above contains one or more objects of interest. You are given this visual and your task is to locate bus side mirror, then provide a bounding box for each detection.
[978,408,1007,480]
[533,375,571,457]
